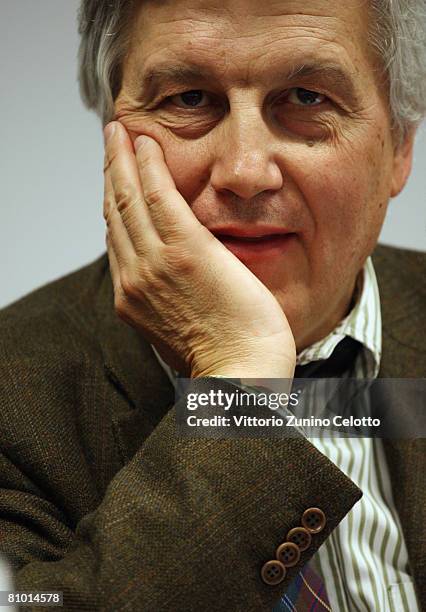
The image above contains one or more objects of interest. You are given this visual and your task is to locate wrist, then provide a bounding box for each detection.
[191,358,295,380]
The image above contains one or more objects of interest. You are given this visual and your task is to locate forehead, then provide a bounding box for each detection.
[128,0,373,82]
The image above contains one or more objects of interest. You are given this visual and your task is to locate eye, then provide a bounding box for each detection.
[286,88,326,106]
[169,90,211,108]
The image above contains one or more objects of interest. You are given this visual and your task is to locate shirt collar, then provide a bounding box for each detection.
[297,256,382,377]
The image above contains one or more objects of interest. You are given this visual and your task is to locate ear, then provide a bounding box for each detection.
[390,129,416,198]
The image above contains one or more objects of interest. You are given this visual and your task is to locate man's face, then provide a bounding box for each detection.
[115,0,413,350]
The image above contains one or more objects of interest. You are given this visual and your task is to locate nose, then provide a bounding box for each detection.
[210,107,283,200]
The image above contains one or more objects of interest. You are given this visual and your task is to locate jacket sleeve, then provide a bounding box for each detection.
[0,376,362,612]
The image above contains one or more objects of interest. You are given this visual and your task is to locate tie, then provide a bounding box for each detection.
[294,336,362,379]
[273,337,361,611]
[273,560,332,611]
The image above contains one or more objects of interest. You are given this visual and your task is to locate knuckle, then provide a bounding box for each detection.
[114,293,131,323]
[115,182,140,215]
[103,150,117,174]
[140,259,167,290]
[120,269,141,300]
[164,245,196,275]
[148,254,168,281]
[144,187,165,208]
[103,196,113,222]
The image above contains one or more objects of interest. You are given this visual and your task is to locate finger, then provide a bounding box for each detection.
[106,231,122,296]
[104,121,160,252]
[135,135,202,242]
[104,162,136,267]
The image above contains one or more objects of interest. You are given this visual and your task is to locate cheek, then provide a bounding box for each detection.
[288,134,391,250]
[160,138,213,203]
[116,112,213,203]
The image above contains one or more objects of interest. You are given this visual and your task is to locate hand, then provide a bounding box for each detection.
[103,121,296,379]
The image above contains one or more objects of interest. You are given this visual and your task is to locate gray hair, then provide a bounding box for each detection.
[77,0,426,138]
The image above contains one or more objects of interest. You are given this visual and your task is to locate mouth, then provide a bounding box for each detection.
[210,226,297,262]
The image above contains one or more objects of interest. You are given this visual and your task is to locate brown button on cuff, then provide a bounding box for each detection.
[261,560,287,585]
[276,541,301,567]
[286,527,312,552]
[301,507,327,533]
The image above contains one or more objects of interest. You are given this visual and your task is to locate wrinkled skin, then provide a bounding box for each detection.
[104,0,414,377]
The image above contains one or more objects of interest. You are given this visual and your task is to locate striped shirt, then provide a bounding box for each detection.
[303,257,419,611]
[153,256,419,611]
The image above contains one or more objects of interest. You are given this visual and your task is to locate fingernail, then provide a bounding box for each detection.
[135,135,150,152]
[104,122,116,144]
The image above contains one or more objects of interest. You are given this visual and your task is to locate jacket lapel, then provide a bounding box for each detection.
[373,245,426,606]
[93,255,174,460]
[378,335,425,606]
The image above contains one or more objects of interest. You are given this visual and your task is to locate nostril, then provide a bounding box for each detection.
[210,157,283,199]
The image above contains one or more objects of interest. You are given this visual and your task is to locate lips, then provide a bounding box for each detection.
[214,233,287,243]
[210,227,296,262]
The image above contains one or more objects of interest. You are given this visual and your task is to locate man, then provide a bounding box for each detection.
[0,0,425,610]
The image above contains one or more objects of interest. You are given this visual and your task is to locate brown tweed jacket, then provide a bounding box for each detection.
[0,244,424,611]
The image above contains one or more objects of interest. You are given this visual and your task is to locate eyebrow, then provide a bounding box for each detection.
[286,63,361,106]
[140,66,212,101]
[139,61,361,107]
